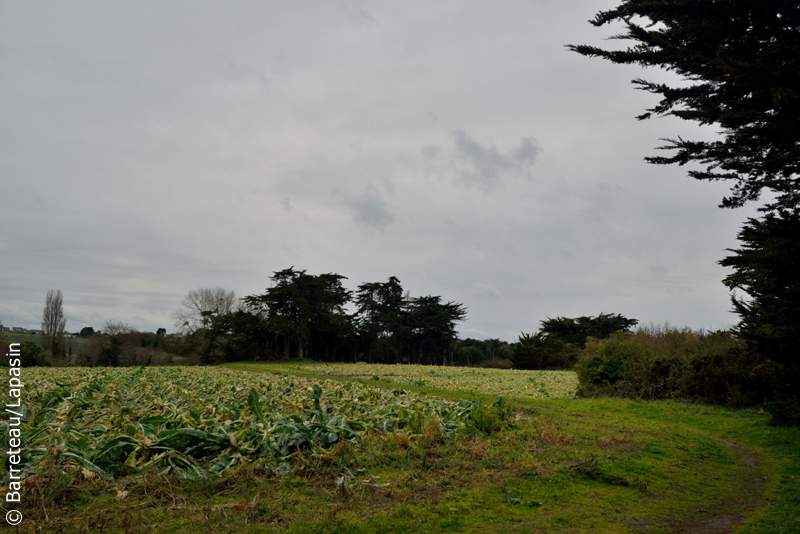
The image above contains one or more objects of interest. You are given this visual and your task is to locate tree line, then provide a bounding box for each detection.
[174,270,643,368]
[8,283,639,370]
[173,271,644,368]
[177,268,468,366]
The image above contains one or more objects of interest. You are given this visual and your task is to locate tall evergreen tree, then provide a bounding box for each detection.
[354,277,407,363]
[541,314,638,348]
[244,268,351,360]
[720,210,800,421]
[568,1,800,210]
[407,296,467,366]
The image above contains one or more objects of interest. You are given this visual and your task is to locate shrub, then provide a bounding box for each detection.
[467,398,513,435]
[455,345,485,367]
[480,358,514,369]
[96,336,125,367]
[574,326,771,407]
[574,333,646,396]
[16,341,51,367]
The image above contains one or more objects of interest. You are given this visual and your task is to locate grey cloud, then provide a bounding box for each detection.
[421,144,440,160]
[345,188,395,231]
[451,130,541,188]
[339,0,377,27]
[511,137,540,166]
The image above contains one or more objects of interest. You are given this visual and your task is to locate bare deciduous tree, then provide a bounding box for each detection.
[172,287,239,334]
[102,320,135,336]
[42,289,66,356]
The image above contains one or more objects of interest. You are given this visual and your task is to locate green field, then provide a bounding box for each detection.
[301,362,578,399]
[2,361,798,533]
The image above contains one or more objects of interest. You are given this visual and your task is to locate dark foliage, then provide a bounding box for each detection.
[237,270,467,365]
[456,338,513,367]
[18,340,51,367]
[570,1,800,426]
[720,210,800,424]
[79,327,94,337]
[354,277,408,364]
[511,333,580,370]
[721,211,800,369]
[138,333,167,351]
[512,313,637,370]
[568,0,800,211]
[574,328,773,407]
[406,295,467,366]
[243,268,353,361]
[221,310,272,362]
[97,336,124,367]
[540,314,639,348]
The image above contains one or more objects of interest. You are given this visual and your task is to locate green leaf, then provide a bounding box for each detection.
[247,388,264,424]
[63,449,115,481]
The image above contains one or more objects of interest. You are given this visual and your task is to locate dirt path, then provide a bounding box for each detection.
[671,431,769,534]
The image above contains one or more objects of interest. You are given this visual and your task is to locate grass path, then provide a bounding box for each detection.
[676,432,767,533]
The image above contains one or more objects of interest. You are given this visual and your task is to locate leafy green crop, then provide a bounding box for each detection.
[2,367,477,483]
[303,363,578,398]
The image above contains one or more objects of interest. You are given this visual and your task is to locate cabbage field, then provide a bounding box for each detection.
[3,366,479,483]
[303,362,578,399]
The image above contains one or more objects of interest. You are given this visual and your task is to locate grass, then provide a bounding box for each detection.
[4,360,798,533]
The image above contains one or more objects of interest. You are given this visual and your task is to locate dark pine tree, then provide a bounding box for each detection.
[568,1,800,210]
[720,210,800,423]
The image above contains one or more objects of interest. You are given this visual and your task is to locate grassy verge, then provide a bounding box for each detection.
[7,361,798,533]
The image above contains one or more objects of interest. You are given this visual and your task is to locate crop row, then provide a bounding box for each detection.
[303,363,578,399]
[1,367,477,483]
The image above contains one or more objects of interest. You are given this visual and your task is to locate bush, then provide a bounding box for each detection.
[574,327,772,407]
[480,358,514,369]
[764,394,800,427]
[96,336,124,367]
[455,346,485,366]
[467,398,513,435]
[138,333,167,350]
[573,333,645,392]
[3,341,52,367]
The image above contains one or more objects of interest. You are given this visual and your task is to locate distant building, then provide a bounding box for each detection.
[10,327,43,334]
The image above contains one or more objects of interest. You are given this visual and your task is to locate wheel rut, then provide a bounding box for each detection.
[670,431,769,534]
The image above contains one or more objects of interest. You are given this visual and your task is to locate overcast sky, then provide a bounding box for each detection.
[1,1,761,341]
